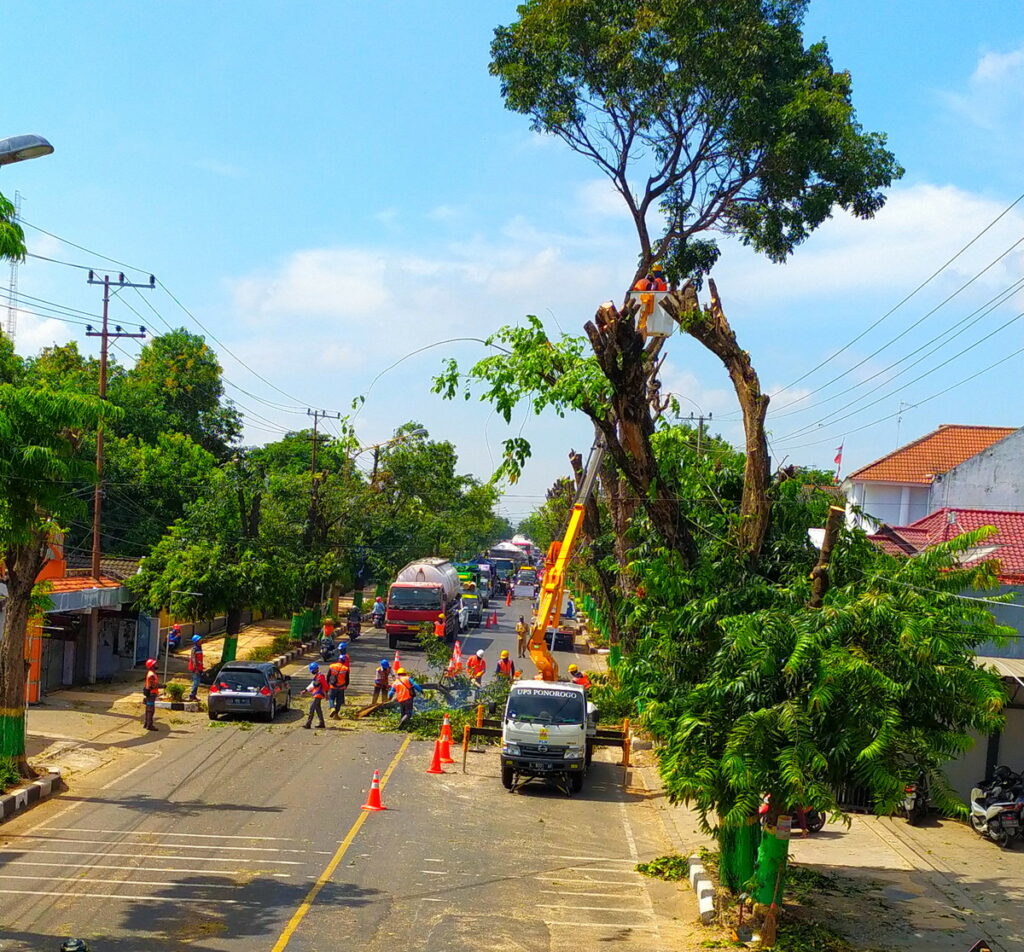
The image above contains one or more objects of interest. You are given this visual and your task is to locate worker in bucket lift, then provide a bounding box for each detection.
[466,648,486,687]
[567,664,591,690]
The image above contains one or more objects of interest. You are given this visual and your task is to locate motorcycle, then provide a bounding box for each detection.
[758,794,825,834]
[346,618,361,640]
[969,765,1023,848]
[319,638,335,663]
[901,773,930,826]
[372,611,385,629]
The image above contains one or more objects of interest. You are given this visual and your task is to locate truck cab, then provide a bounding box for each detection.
[500,680,596,794]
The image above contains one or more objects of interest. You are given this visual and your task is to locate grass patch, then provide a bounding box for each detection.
[636,854,690,881]
[0,756,21,793]
[245,646,276,662]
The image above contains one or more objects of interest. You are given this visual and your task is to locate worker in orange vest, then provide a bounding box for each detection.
[496,649,514,679]
[433,613,446,639]
[301,662,329,729]
[142,658,159,731]
[371,659,392,705]
[466,649,486,687]
[567,663,592,690]
[327,651,350,718]
[389,667,423,729]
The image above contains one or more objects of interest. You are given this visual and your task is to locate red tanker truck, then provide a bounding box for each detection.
[385,557,462,649]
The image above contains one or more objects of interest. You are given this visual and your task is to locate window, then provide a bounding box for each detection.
[388,587,442,611]
[506,689,584,726]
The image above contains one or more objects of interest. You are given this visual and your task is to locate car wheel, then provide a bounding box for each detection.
[388,634,398,649]
[282,691,290,712]
[208,708,218,721]
[501,765,514,790]
[265,698,276,723]
[805,811,826,833]
[570,773,584,794]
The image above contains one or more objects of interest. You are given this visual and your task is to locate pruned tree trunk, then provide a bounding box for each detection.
[0,533,50,776]
[584,302,699,567]
[663,279,772,560]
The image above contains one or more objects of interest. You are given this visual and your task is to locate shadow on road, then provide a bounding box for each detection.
[52,792,284,817]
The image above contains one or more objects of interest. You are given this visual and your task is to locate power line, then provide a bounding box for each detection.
[768,189,1024,400]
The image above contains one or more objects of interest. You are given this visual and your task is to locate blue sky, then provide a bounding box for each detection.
[4,1,1024,526]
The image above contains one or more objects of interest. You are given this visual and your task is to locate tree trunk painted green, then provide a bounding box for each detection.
[753,815,790,905]
[718,816,761,892]
[221,606,243,664]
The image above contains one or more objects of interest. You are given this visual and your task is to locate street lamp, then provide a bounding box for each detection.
[0,134,54,167]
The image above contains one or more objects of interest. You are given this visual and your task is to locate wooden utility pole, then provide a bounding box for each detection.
[808,505,845,609]
[306,409,340,548]
[687,411,713,456]
[85,271,153,681]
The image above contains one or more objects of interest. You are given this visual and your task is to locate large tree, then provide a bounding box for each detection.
[0,386,115,772]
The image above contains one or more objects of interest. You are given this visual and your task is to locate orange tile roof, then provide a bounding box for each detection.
[849,424,1016,485]
[46,575,122,593]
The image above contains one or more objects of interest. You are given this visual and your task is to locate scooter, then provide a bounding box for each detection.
[901,773,930,825]
[319,638,335,663]
[372,611,385,629]
[758,795,825,834]
[346,618,361,640]
[969,765,1023,848]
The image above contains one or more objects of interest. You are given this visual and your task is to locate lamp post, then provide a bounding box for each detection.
[0,134,54,168]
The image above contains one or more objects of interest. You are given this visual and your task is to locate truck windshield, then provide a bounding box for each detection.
[518,568,537,582]
[388,587,440,611]
[507,689,584,726]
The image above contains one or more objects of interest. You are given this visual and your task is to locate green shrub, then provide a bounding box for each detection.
[587,671,636,722]
[246,646,275,662]
[165,681,187,702]
[0,757,21,793]
[271,634,294,654]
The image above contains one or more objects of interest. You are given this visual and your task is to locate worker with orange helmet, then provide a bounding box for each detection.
[496,649,515,679]
[567,664,592,690]
[142,659,159,731]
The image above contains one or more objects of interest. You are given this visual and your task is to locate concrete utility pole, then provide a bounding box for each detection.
[85,271,153,682]
[306,409,341,547]
[687,411,713,456]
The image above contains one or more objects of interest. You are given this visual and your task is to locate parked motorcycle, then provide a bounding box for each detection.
[758,794,825,834]
[969,765,1023,848]
[901,773,930,825]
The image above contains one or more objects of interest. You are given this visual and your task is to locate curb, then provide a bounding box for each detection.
[271,639,317,669]
[155,699,200,712]
[1,770,63,824]
[688,854,716,924]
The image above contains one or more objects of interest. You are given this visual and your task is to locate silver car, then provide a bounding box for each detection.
[207,662,291,722]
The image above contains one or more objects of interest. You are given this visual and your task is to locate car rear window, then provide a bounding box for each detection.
[218,669,267,690]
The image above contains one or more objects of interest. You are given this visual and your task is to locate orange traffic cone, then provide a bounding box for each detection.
[360,769,387,811]
[426,739,446,774]
[491,610,499,627]
[485,612,493,629]
[440,713,453,743]
[439,735,455,764]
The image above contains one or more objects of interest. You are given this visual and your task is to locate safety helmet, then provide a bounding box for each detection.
[380,659,390,668]
[568,663,579,672]
[438,614,445,620]
[145,658,157,669]
[60,941,91,952]
[338,650,347,658]
[191,634,202,643]
[376,596,383,602]
[397,667,407,675]
[476,649,485,658]
[308,662,319,672]
[500,650,509,658]
[652,261,664,272]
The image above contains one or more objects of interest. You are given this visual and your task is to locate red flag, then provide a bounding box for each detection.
[833,444,844,467]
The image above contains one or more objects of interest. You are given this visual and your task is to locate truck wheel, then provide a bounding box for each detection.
[570,773,584,794]
[501,765,514,790]
[388,634,398,650]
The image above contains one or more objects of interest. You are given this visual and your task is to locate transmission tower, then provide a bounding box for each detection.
[5,191,22,341]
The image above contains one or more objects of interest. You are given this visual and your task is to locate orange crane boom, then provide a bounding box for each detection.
[527,440,604,681]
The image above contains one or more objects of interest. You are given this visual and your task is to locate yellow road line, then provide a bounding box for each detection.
[270,735,412,952]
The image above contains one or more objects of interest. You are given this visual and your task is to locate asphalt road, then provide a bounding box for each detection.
[1,598,691,951]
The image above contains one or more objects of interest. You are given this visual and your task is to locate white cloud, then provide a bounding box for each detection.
[945,43,1024,130]
[12,309,74,355]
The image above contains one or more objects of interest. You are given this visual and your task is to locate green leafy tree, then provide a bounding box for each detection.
[0,386,117,772]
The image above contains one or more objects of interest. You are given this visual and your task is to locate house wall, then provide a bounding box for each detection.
[846,481,929,531]
[930,428,1024,512]
[974,585,1024,659]
[944,730,989,803]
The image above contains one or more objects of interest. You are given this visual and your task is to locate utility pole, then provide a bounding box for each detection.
[85,271,153,682]
[687,411,712,456]
[306,409,340,548]
[5,191,21,341]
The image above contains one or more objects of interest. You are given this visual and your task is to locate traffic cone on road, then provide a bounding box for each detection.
[440,713,453,744]
[438,731,455,764]
[484,612,492,629]
[360,769,387,811]
[491,610,499,627]
[426,739,446,775]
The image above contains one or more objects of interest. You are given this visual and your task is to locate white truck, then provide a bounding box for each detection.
[500,679,596,795]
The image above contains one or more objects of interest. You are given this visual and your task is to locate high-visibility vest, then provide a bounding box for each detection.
[144,671,159,696]
[496,658,514,677]
[189,647,203,672]
[434,619,446,638]
[571,672,592,689]
[467,656,485,678]
[308,674,328,698]
[393,677,413,703]
[328,662,348,688]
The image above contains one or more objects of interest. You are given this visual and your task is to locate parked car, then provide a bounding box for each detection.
[207,661,291,722]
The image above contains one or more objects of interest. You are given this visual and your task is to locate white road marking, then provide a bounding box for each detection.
[423,858,445,862]
[539,904,654,914]
[0,888,239,904]
[561,866,642,874]
[4,834,328,854]
[0,873,238,889]
[99,751,161,790]
[543,920,656,930]
[533,876,644,886]
[540,890,641,899]
[37,826,301,841]
[419,870,447,875]
[618,799,639,861]
[1,859,290,876]
[554,855,636,863]
[0,849,305,865]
